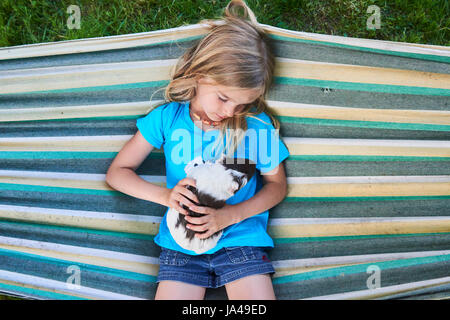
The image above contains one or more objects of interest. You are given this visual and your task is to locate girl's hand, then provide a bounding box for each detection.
[165,178,200,216]
[184,204,237,239]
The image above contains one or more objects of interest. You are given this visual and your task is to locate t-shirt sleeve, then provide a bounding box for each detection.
[136,104,167,149]
[254,114,290,174]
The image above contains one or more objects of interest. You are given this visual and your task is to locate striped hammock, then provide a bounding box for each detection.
[0,22,449,300]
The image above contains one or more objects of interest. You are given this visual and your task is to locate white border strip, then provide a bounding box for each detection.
[302,276,450,300]
[0,170,166,184]
[0,204,162,224]
[269,216,450,226]
[3,170,450,185]
[0,135,133,143]
[286,175,450,184]
[0,59,177,79]
[283,137,450,148]
[0,236,159,265]
[272,250,450,269]
[0,270,143,300]
[266,99,450,114]
[2,136,450,148]
[1,21,447,60]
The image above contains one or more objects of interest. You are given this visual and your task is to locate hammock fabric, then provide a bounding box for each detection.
[0,22,449,300]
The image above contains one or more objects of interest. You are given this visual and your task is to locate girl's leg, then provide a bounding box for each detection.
[154,280,206,300]
[225,274,276,300]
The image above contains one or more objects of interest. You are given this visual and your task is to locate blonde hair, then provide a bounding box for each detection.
[151,0,280,158]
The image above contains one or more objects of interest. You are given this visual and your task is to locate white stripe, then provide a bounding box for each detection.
[0,23,210,60]
[0,59,177,79]
[0,270,143,300]
[2,135,450,149]
[262,23,450,56]
[272,250,450,269]
[3,99,450,123]
[0,135,133,142]
[0,236,159,265]
[0,204,162,224]
[302,276,450,300]
[0,100,162,117]
[269,216,450,226]
[266,99,450,114]
[4,170,449,185]
[0,169,166,184]
[286,175,450,184]
[1,21,447,61]
[283,137,450,148]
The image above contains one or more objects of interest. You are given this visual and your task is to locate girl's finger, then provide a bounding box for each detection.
[185,215,207,225]
[196,229,214,239]
[180,178,196,188]
[189,205,207,214]
[172,196,189,215]
[187,223,208,233]
[174,194,196,213]
[180,188,200,205]
[176,203,189,215]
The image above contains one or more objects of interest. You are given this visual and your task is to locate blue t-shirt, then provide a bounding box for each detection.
[136,100,290,255]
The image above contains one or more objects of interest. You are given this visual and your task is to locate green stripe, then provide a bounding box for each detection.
[0,151,118,159]
[284,195,450,202]
[0,183,121,196]
[287,155,450,162]
[274,232,450,244]
[1,80,169,95]
[1,152,448,162]
[5,76,449,97]
[0,247,157,283]
[273,254,450,284]
[1,183,449,200]
[0,220,155,241]
[279,116,450,131]
[275,77,450,96]
[0,282,84,300]
[269,34,450,64]
[138,34,203,48]
[0,151,164,159]
[9,115,143,122]
[3,114,450,132]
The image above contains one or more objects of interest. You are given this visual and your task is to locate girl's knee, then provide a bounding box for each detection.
[155,280,206,300]
[225,274,276,300]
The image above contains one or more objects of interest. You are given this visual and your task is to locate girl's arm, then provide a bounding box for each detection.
[229,162,288,224]
[105,131,170,207]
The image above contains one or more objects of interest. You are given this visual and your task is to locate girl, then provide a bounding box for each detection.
[106,0,289,300]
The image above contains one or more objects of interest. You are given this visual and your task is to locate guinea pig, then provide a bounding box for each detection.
[166,154,256,254]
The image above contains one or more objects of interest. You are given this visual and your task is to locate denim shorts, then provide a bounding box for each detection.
[156,246,275,288]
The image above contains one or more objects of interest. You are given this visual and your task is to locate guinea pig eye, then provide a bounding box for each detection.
[194,163,198,167]
[202,160,205,163]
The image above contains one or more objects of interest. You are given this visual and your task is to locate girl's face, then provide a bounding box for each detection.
[191,77,262,123]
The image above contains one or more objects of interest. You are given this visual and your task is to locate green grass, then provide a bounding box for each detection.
[0,293,24,300]
[0,0,448,47]
[0,0,447,301]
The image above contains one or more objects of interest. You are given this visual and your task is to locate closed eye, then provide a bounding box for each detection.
[218,96,227,103]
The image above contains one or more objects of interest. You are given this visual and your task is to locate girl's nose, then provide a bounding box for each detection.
[224,110,233,117]
[223,104,236,117]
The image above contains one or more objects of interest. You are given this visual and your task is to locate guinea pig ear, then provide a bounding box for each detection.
[239,175,249,189]
[227,181,240,197]
[215,153,226,164]
[227,175,248,196]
